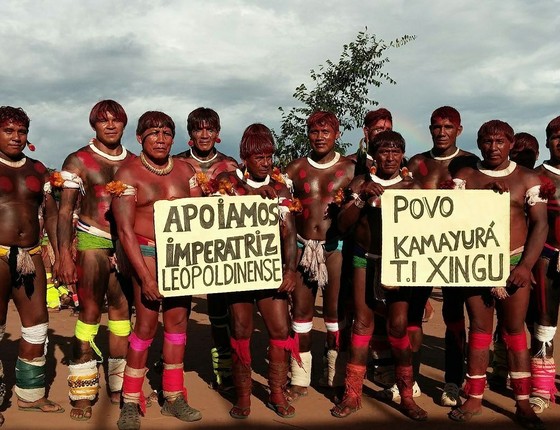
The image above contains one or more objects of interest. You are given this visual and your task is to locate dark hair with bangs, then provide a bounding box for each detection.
[477,120,514,144]
[187,107,221,136]
[89,99,128,128]
[0,106,30,128]
[364,108,392,127]
[306,111,340,134]
[239,123,275,160]
[369,130,405,156]
[546,116,560,140]
[431,106,461,127]
[136,111,175,137]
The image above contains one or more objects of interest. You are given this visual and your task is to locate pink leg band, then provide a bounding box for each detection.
[468,332,492,350]
[388,334,411,351]
[122,372,146,414]
[129,332,153,352]
[270,335,302,366]
[510,374,531,400]
[464,374,486,398]
[502,332,527,352]
[531,357,557,399]
[230,337,251,366]
[351,333,372,348]
[164,331,187,345]
[162,366,185,393]
[407,325,421,333]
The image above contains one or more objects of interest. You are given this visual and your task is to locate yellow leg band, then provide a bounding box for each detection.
[75,320,103,360]
[107,319,132,337]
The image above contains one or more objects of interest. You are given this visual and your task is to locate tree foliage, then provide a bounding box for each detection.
[273,29,416,168]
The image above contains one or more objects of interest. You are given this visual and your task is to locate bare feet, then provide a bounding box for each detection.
[515,400,545,430]
[110,390,121,405]
[17,397,65,413]
[448,398,482,423]
[70,399,92,421]
[400,397,427,421]
[284,385,308,403]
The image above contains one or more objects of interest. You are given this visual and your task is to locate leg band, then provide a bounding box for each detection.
[395,365,414,398]
[122,366,147,415]
[502,331,528,352]
[351,333,372,349]
[15,356,46,402]
[510,371,532,400]
[270,335,301,366]
[464,373,486,399]
[407,325,421,333]
[68,359,99,401]
[533,324,556,358]
[107,319,132,337]
[163,331,187,345]
[325,320,340,349]
[230,337,251,367]
[75,320,102,359]
[341,363,366,406]
[128,332,153,352]
[388,334,411,351]
[531,357,556,399]
[292,319,313,334]
[469,331,492,350]
[108,357,126,393]
[21,322,48,345]
[211,346,232,384]
[290,350,312,387]
[46,282,60,309]
[162,363,185,401]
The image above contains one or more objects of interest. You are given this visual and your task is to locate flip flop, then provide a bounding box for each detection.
[229,405,251,419]
[284,387,308,403]
[18,398,65,413]
[330,401,361,418]
[70,405,92,421]
[266,401,295,418]
[448,407,481,422]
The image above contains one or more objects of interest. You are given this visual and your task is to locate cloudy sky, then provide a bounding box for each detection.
[2,0,559,168]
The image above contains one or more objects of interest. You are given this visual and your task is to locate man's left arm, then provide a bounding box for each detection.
[509,199,548,289]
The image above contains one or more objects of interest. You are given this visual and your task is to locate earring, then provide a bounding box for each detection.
[188,140,194,147]
[27,142,36,151]
[215,137,221,143]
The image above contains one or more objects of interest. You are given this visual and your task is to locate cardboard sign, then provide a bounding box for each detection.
[381,189,510,287]
[154,195,283,296]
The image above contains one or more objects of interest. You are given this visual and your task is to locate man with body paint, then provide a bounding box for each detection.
[57,100,135,421]
[284,111,355,399]
[450,120,547,430]
[407,106,479,407]
[175,107,238,391]
[0,106,64,425]
[112,111,201,429]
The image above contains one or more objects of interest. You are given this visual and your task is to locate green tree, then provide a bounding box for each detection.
[273,29,415,168]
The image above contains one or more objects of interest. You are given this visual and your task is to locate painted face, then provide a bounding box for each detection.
[138,127,174,161]
[245,151,273,181]
[374,146,403,179]
[308,123,339,156]
[547,130,560,162]
[429,117,462,153]
[0,121,28,159]
[478,132,512,169]
[364,119,393,142]
[93,112,125,146]
[190,121,220,153]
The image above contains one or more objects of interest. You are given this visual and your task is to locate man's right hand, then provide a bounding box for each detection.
[141,277,163,302]
[57,254,78,284]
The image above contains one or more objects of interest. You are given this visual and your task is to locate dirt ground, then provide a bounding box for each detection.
[0,288,559,430]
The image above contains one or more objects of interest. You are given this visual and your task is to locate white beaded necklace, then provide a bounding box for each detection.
[89,140,128,161]
[236,168,270,188]
[0,156,26,168]
[369,174,403,186]
[429,147,459,161]
[476,160,517,177]
[307,152,341,169]
[190,150,218,164]
[543,162,560,176]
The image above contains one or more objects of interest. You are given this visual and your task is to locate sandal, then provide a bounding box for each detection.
[330,396,361,418]
[161,394,202,422]
[117,402,141,430]
[18,398,65,413]
[529,396,550,415]
[70,405,92,421]
[401,403,428,421]
[448,406,482,422]
[266,401,295,418]
[515,411,545,430]
[229,404,251,419]
[284,386,308,403]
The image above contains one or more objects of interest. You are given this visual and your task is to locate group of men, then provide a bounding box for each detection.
[0,100,559,430]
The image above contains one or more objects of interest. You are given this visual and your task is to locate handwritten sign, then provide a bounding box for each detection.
[154,195,283,297]
[381,189,509,287]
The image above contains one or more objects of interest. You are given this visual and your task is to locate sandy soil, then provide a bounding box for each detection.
[0,289,559,430]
